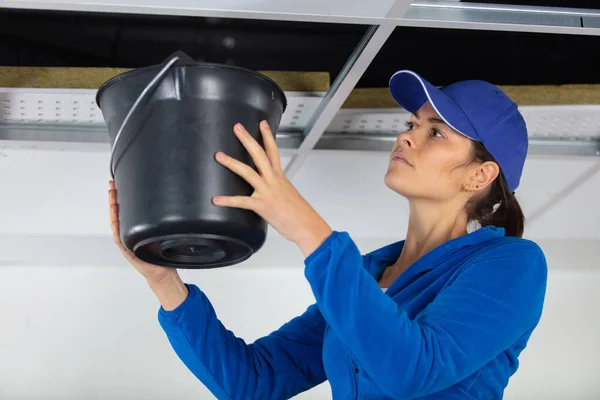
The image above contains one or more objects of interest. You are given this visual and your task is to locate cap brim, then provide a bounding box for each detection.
[389,70,481,141]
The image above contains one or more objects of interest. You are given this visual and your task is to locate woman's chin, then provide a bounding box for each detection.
[384,174,412,197]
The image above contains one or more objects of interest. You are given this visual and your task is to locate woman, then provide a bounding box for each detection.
[108,70,547,399]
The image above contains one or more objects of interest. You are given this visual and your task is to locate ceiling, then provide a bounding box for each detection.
[0,1,598,269]
[2,6,600,87]
[0,147,597,269]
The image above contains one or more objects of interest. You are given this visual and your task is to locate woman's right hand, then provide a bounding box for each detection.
[108,180,173,285]
[108,181,189,310]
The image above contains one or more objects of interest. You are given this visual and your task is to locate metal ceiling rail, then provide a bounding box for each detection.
[0,0,403,25]
[1,123,598,158]
[3,1,600,33]
[314,133,600,158]
[399,1,600,35]
[410,1,600,17]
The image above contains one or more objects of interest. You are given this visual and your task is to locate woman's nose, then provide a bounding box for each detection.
[396,130,414,148]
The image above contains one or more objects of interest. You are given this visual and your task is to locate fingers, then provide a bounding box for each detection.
[107,182,144,265]
[108,195,123,244]
[108,181,127,250]
[259,120,282,172]
[110,218,123,247]
[212,195,259,211]
[108,184,118,222]
[109,188,117,208]
[215,151,265,190]
[109,205,133,260]
[232,123,273,178]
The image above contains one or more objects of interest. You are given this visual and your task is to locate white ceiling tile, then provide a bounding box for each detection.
[518,157,599,219]
[291,151,600,241]
[291,150,409,239]
[523,159,600,239]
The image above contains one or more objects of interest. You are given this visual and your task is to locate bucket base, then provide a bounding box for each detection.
[133,233,256,269]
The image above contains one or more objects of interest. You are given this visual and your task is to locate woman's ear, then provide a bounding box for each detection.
[464,161,500,192]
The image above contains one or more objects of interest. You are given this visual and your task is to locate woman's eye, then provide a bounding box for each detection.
[432,129,444,138]
[404,121,416,130]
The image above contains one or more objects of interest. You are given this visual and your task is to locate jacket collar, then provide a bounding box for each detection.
[364,225,506,280]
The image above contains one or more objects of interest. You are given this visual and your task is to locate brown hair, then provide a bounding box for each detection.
[465,142,525,238]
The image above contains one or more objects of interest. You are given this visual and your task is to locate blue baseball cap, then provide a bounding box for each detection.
[389,70,528,192]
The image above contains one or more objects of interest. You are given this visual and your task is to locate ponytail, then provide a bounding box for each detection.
[466,142,525,238]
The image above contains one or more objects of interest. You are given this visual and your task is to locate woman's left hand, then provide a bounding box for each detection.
[212,121,333,257]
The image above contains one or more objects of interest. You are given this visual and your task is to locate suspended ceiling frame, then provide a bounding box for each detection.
[1,0,600,182]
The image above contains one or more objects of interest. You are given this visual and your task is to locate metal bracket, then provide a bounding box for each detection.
[283,24,396,180]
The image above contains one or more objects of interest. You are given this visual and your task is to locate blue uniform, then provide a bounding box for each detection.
[158,226,547,399]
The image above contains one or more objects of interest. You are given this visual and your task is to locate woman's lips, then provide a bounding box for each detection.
[391,152,413,167]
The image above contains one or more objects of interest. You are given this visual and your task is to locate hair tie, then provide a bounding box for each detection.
[492,202,501,214]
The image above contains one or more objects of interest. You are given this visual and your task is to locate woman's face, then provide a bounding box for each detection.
[384,102,477,202]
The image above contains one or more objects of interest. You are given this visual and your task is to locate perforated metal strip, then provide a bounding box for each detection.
[1,88,599,141]
[0,88,325,131]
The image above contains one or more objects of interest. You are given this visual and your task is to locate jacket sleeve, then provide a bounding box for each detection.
[157,284,327,400]
[304,231,547,399]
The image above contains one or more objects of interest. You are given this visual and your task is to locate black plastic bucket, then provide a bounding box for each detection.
[96,51,287,269]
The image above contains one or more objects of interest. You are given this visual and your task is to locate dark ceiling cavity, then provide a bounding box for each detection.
[1,7,599,87]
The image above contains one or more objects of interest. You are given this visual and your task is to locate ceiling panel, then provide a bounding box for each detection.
[0,142,596,241]
[517,157,599,217]
[291,151,600,240]
[0,146,293,237]
[523,159,600,239]
[291,150,409,239]
[0,148,111,236]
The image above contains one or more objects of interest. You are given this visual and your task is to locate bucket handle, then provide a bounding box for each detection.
[109,56,181,179]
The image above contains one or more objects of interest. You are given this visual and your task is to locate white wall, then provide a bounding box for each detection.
[1,266,598,400]
[0,145,598,399]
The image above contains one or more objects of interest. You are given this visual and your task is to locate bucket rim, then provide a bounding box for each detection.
[95,61,288,111]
